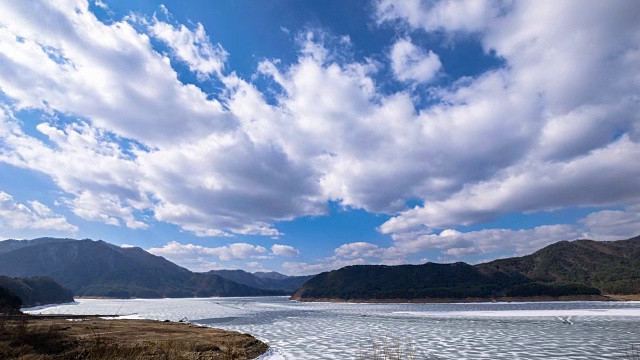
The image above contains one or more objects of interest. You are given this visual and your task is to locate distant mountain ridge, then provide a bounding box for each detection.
[0,238,285,299]
[206,269,313,294]
[0,237,76,255]
[292,236,640,302]
[253,271,291,280]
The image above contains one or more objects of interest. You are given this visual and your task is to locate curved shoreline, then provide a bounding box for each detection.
[290,294,636,304]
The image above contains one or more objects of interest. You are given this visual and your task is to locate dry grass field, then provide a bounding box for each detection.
[0,315,267,359]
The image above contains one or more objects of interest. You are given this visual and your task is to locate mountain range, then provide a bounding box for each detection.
[292,236,640,301]
[0,238,286,298]
[2,236,639,303]
[205,269,313,293]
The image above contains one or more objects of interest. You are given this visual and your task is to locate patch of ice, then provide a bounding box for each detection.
[21,301,79,312]
[393,308,640,317]
[252,347,290,360]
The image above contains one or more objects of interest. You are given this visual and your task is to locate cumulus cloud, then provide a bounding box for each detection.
[149,19,228,76]
[0,0,231,146]
[0,190,77,236]
[0,2,324,237]
[147,241,266,270]
[330,208,640,266]
[271,244,300,257]
[390,38,441,83]
[377,0,501,33]
[94,1,108,9]
[580,206,640,241]
[376,0,640,235]
[148,241,268,261]
[282,258,366,276]
[334,242,383,259]
[0,0,639,258]
[147,241,301,271]
[0,110,148,230]
[380,137,640,233]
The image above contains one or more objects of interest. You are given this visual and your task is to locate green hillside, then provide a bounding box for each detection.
[293,236,640,301]
[478,236,640,294]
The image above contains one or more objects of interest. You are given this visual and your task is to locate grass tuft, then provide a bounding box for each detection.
[357,334,439,360]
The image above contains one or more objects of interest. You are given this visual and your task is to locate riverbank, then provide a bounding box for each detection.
[290,294,629,303]
[0,314,268,359]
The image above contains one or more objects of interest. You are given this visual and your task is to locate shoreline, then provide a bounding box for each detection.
[290,294,639,304]
[1,314,269,359]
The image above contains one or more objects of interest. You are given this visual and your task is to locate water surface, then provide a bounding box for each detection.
[25,297,640,359]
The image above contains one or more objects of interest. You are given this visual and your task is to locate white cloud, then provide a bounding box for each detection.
[376,0,499,33]
[0,190,77,236]
[271,244,300,257]
[0,2,324,237]
[148,241,268,261]
[335,209,640,264]
[94,0,108,9]
[0,0,231,146]
[375,0,640,235]
[64,191,148,229]
[147,241,271,271]
[580,206,640,241]
[387,225,583,261]
[149,19,227,76]
[0,110,148,230]
[390,38,441,83]
[245,261,263,269]
[380,136,640,233]
[0,0,638,253]
[282,258,366,276]
[333,242,383,259]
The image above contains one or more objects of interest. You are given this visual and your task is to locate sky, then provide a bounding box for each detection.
[0,0,639,275]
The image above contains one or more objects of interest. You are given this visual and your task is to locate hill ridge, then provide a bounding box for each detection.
[293,235,640,301]
[0,238,284,299]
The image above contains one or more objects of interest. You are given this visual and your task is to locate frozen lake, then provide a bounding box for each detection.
[25,297,640,359]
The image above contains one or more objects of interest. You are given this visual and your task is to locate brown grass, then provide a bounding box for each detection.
[357,334,440,360]
[621,343,640,360]
[0,314,268,359]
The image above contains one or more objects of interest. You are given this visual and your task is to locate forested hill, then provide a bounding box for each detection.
[0,276,74,308]
[292,236,640,301]
[0,286,23,312]
[477,236,640,294]
[0,238,284,299]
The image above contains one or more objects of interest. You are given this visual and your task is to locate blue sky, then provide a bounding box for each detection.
[0,0,639,274]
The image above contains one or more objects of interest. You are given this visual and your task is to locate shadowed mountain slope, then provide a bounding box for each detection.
[0,276,74,307]
[0,238,284,299]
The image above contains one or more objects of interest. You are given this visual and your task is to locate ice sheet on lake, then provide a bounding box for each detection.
[393,308,640,318]
[252,348,290,360]
[24,297,640,359]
